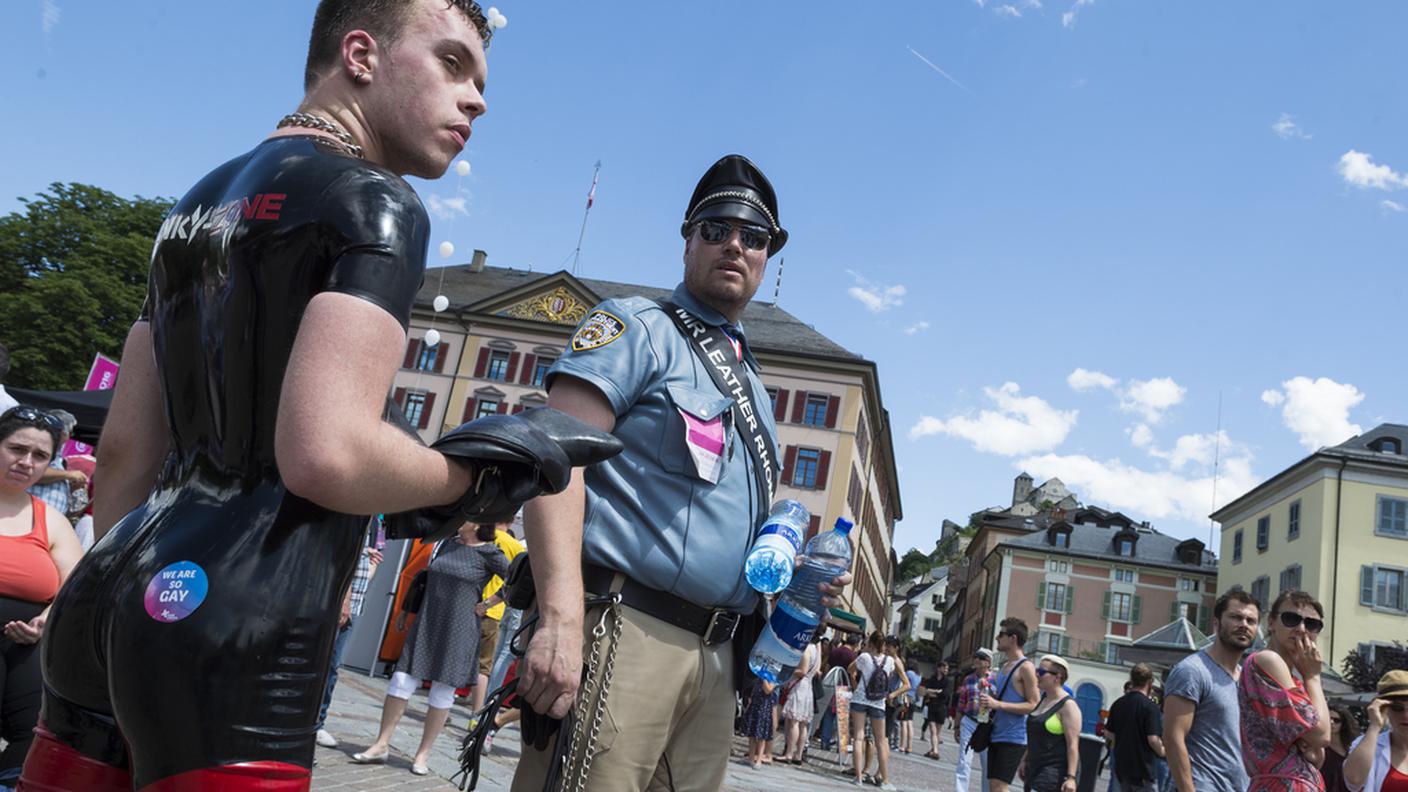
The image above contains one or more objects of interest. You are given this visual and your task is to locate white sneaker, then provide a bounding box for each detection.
[315,729,338,748]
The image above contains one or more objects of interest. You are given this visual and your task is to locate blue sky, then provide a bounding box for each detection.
[4,1,1405,558]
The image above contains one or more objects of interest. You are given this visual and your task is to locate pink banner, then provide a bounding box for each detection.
[63,353,120,458]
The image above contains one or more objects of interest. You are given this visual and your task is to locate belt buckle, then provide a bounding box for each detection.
[703,610,739,646]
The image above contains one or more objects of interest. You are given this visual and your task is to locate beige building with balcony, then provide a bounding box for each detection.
[391,259,903,631]
[1212,423,1408,669]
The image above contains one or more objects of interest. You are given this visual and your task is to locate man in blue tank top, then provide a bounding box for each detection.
[980,617,1041,792]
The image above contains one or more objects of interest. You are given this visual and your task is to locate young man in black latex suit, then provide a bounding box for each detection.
[17,3,615,790]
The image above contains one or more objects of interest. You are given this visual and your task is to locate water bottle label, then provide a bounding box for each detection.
[768,601,819,652]
[756,522,802,552]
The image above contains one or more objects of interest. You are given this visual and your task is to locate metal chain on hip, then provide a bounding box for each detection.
[560,594,623,792]
[276,112,364,158]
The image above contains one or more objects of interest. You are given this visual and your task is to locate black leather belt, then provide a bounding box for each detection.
[582,563,741,646]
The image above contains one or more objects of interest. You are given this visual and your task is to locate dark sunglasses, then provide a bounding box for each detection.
[1389,702,1408,713]
[1277,611,1324,634]
[1035,667,1049,677]
[693,219,771,251]
[2,406,62,432]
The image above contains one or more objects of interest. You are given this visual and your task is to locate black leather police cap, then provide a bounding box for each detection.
[680,154,788,255]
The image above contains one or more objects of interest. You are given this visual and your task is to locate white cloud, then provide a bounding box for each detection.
[974,0,987,6]
[846,271,906,313]
[1381,199,1407,213]
[903,320,931,335]
[1130,423,1154,448]
[1062,0,1094,28]
[1261,376,1365,450]
[1067,367,1117,392]
[42,0,60,34]
[996,4,1022,17]
[1338,150,1408,191]
[1020,449,1258,522]
[426,194,469,220]
[1119,377,1187,424]
[1156,431,1236,470]
[909,382,1077,456]
[1272,113,1312,141]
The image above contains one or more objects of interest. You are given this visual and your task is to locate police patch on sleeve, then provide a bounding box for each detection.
[571,310,626,351]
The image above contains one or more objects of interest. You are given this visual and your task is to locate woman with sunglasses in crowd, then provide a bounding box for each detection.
[1323,704,1361,792]
[0,407,84,789]
[1344,669,1408,792]
[1238,589,1332,792]
[1017,655,1081,792]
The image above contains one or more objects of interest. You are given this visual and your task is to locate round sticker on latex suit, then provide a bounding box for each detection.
[144,561,210,623]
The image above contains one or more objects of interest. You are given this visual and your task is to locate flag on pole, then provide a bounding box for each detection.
[586,161,601,208]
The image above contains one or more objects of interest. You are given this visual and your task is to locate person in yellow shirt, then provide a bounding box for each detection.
[471,522,525,717]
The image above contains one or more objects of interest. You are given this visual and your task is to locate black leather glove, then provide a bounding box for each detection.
[383,406,622,540]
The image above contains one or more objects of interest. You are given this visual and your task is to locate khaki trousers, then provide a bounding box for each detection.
[511,602,735,792]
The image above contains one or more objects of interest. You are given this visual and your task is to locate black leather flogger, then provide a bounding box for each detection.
[383,405,622,538]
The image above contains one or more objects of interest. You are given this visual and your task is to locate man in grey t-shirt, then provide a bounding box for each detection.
[1163,588,1259,792]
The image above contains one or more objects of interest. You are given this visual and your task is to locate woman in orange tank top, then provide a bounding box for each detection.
[0,407,85,785]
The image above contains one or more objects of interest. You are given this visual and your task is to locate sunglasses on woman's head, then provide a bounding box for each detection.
[1277,611,1324,634]
[1,406,62,432]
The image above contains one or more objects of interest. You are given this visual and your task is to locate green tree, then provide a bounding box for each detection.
[1341,642,1408,692]
[895,548,934,584]
[0,183,172,390]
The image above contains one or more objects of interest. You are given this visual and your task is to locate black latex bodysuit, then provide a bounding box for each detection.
[23,136,429,791]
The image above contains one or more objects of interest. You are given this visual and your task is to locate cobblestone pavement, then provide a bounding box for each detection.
[315,672,1106,791]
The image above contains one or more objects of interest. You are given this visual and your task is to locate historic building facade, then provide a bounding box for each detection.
[390,259,902,631]
[1212,423,1408,669]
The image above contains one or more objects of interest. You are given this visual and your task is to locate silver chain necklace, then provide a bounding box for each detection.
[276,112,363,158]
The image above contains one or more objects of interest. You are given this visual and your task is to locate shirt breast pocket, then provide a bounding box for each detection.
[660,383,732,483]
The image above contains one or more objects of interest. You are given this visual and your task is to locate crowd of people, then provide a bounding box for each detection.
[727,588,1407,792]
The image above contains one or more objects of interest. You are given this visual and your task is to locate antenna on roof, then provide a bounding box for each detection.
[771,257,785,304]
[1208,389,1223,548]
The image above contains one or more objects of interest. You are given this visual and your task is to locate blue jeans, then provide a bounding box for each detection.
[819,707,837,748]
[316,617,356,729]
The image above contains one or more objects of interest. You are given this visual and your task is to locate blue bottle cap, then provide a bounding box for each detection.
[833,517,854,534]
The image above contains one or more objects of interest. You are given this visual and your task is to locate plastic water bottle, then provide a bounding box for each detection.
[744,500,811,594]
[748,517,854,683]
[976,676,993,723]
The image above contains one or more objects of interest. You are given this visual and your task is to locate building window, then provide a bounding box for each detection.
[923,618,941,632]
[485,350,511,381]
[1175,601,1199,624]
[1040,632,1064,654]
[1256,516,1270,551]
[1234,529,1244,564]
[403,391,428,427]
[414,342,439,371]
[1180,578,1200,592]
[1362,565,1406,611]
[847,467,863,515]
[475,398,500,419]
[791,448,821,489]
[1043,583,1068,612]
[802,393,831,426]
[1115,538,1135,557]
[1251,576,1271,610]
[856,411,871,462]
[1107,592,1134,623]
[1371,437,1402,455]
[1288,500,1301,541]
[1377,496,1408,538]
[531,357,555,388]
[1279,564,1303,594]
[1054,532,1069,548]
[1048,560,1069,573]
[1114,569,1135,583]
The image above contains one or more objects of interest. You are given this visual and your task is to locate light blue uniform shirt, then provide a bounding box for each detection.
[546,283,779,611]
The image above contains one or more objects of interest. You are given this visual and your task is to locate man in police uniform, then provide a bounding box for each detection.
[512,155,851,791]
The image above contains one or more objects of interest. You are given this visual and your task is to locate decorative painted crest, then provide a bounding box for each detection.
[500,286,589,325]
